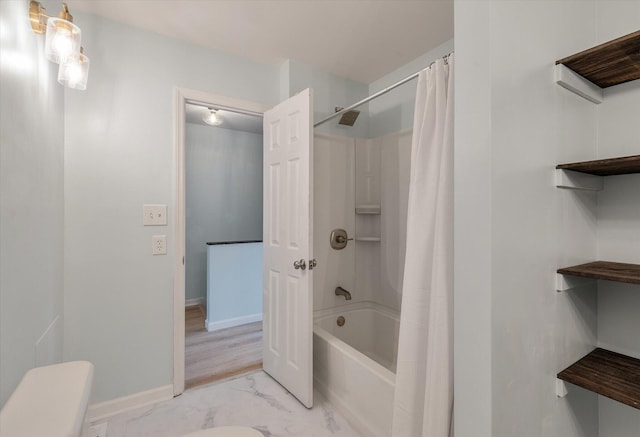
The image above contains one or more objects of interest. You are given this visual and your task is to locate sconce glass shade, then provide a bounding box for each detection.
[203,109,223,126]
[45,17,81,64]
[58,51,89,90]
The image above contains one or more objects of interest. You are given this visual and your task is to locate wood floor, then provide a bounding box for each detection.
[185,305,262,390]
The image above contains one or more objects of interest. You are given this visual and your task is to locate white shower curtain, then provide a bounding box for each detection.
[392,54,454,437]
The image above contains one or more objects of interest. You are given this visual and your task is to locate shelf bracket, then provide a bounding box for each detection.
[556,273,594,292]
[556,378,569,398]
[555,64,603,104]
[555,169,603,191]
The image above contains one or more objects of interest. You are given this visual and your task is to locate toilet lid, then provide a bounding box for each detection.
[182,426,263,437]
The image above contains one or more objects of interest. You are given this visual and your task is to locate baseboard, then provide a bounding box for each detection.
[185,297,205,308]
[206,313,262,332]
[88,384,174,422]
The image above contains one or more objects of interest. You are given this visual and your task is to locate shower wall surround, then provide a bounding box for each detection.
[313,129,411,313]
[354,131,412,312]
[313,133,357,311]
[309,40,454,313]
[377,131,412,310]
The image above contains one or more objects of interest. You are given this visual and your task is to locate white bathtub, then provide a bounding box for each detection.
[313,301,400,437]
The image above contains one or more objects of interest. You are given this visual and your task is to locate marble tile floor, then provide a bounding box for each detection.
[89,370,361,437]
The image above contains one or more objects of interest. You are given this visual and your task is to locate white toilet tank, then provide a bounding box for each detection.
[0,361,94,437]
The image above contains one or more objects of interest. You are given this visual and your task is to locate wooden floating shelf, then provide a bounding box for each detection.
[558,348,640,410]
[556,30,640,88]
[557,261,640,285]
[556,155,640,176]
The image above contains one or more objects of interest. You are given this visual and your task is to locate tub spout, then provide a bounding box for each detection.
[335,286,352,300]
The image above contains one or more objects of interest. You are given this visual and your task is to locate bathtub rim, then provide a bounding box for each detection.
[314,300,399,324]
[313,300,398,384]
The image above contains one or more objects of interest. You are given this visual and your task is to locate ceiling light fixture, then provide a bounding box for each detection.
[29,1,89,90]
[203,108,223,126]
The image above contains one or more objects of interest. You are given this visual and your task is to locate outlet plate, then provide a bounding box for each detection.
[143,204,168,226]
[152,235,167,255]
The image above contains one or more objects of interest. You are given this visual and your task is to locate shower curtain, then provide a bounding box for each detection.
[392,53,454,437]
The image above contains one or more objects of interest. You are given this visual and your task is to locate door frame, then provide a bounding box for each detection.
[173,87,268,395]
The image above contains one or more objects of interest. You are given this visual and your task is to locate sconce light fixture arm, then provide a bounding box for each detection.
[29,1,74,34]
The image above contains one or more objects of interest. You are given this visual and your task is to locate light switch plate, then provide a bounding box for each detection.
[143,204,168,226]
[152,235,167,255]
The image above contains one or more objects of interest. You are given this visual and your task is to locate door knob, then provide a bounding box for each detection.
[293,259,306,270]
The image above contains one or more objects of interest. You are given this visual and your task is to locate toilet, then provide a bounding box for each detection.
[0,361,95,437]
[182,427,263,437]
[0,362,262,437]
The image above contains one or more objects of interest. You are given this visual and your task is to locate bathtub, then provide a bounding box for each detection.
[313,301,400,437]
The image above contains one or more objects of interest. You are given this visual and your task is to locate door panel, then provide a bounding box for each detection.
[262,89,313,408]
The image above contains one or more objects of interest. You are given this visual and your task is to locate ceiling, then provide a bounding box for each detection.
[65,0,453,84]
[185,103,263,133]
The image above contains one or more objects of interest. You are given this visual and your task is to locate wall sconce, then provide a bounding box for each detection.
[29,1,90,90]
[58,47,89,90]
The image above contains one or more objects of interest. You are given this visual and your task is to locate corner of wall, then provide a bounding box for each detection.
[0,0,65,407]
[279,59,292,101]
[453,0,493,435]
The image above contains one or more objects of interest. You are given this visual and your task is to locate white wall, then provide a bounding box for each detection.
[594,4,640,434]
[287,59,370,138]
[63,12,279,403]
[368,39,454,139]
[0,0,65,407]
[453,3,493,434]
[206,242,262,329]
[455,1,638,436]
[185,123,263,302]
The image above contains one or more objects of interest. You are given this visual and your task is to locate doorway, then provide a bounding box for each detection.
[173,88,267,395]
[184,306,262,388]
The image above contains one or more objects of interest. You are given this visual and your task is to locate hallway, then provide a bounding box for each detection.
[185,306,262,389]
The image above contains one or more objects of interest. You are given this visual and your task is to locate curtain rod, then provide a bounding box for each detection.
[313,52,453,128]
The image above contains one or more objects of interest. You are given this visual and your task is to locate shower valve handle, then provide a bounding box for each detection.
[293,259,306,270]
[335,235,353,244]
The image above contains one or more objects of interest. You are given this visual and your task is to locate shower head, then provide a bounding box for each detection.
[335,107,360,126]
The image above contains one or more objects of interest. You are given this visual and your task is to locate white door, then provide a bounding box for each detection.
[262,89,314,408]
